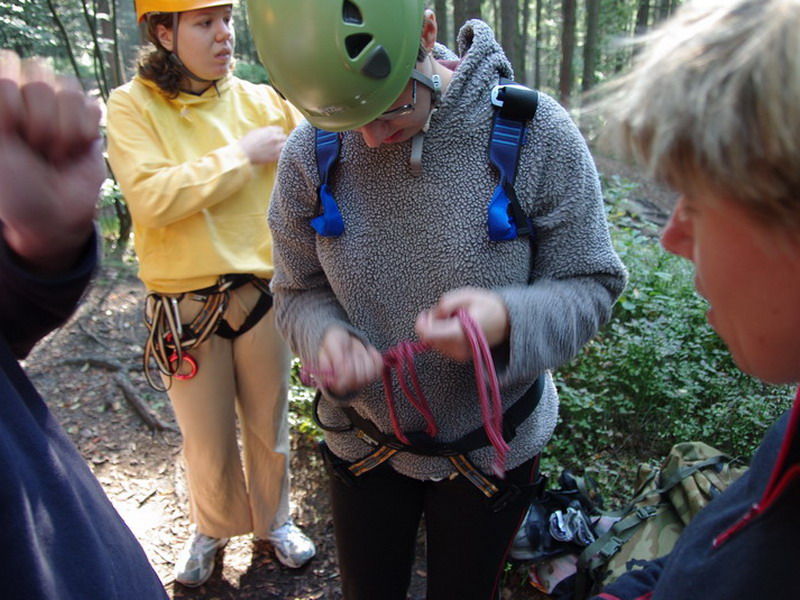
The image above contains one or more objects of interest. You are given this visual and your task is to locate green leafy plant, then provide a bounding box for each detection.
[289,358,323,441]
[547,175,793,482]
[234,61,269,85]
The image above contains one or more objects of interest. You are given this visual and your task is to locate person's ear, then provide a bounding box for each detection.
[155,24,174,52]
[420,10,438,54]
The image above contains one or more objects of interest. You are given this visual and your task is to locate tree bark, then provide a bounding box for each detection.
[635,0,651,34]
[434,0,450,49]
[46,0,86,91]
[520,0,531,83]
[533,0,542,88]
[559,0,576,106]
[453,0,482,41]
[500,0,520,76]
[581,0,599,92]
[656,0,671,22]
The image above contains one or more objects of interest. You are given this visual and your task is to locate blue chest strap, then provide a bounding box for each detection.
[311,129,344,237]
[487,79,538,241]
[311,79,538,241]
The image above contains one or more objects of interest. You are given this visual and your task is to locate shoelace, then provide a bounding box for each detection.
[300,308,508,475]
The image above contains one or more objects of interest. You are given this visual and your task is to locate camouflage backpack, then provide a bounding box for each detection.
[572,441,748,599]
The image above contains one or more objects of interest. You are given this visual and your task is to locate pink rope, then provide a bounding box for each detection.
[456,308,509,476]
[299,311,509,475]
[383,340,437,442]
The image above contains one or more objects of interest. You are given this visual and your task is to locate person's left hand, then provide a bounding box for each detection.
[415,287,510,361]
[0,52,103,274]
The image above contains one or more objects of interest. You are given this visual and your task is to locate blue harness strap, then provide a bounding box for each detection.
[311,128,345,237]
[311,78,539,241]
[487,79,539,241]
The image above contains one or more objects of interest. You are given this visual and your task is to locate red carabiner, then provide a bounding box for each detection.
[170,351,198,380]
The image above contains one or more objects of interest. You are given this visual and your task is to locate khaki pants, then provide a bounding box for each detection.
[163,282,291,539]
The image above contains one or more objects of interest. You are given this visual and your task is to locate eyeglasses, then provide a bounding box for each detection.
[376,79,417,121]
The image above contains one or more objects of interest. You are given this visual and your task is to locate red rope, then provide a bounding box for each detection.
[299,310,508,475]
[456,308,509,476]
[382,339,437,443]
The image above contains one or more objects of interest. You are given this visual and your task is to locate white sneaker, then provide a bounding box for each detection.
[267,519,316,568]
[174,529,229,587]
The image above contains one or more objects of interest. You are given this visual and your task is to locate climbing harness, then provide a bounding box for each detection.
[310,77,539,242]
[303,309,545,510]
[142,274,272,391]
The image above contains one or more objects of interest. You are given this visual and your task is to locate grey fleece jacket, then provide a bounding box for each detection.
[269,20,627,481]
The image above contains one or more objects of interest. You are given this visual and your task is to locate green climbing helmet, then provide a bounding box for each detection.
[246,0,425,131]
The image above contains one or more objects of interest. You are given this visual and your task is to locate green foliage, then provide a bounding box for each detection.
[98,178,124,237]
[234,61,269,85]
[97,176,136,259]
[547,174,793,480]
[289,358,323,441]
[0,1,60,57]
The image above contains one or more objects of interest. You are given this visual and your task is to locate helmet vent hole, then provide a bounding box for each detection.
[345,33,372,59]
[342,1,363,24]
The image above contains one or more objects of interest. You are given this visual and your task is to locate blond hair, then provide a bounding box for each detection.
[599,0,800,227]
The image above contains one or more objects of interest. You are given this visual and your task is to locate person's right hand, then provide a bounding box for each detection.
[317,326,384,396]
[0,51,103,274]
[239,125,288,165]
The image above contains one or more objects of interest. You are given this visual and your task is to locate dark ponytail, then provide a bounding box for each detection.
[136,13,184,98]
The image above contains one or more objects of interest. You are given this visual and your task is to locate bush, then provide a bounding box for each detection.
[547,175,793,479]
[289,358,323,441]
[234,61,269,85]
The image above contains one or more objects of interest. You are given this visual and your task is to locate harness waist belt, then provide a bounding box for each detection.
[340,374,544,457]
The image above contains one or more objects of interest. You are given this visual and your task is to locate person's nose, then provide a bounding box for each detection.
[216,20,233,42]
[660,196,694,261]
[356,121,390,148]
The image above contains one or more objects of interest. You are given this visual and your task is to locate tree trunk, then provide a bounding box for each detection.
[635,0,651,34]
[559,0,576,106]
[656,0,671,22]
[100,0,123,91]
[500,0,520,76]
[581,0,599,92]
[236,2,258,63]
[533,0,542,88]
[434,0,450,49]
[520,0,531,84]
[453,0,482,39]
[46,0,86,91]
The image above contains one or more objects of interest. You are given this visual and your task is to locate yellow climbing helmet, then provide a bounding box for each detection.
[246,0,426,131]
[135,0,232,23]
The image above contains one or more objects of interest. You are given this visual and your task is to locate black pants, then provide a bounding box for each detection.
[324,447,539,600]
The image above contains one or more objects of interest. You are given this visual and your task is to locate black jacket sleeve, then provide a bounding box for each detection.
[0,228,98,359]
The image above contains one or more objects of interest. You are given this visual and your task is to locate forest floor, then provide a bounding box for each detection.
[21,153,676,600]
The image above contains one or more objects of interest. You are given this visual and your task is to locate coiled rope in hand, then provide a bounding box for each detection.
[301,308,509,476]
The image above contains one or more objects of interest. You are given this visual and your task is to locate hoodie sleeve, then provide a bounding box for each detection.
[105,82,257,230]
[496,95,627,385]
[0,227,97,359]
[268,123,364,366]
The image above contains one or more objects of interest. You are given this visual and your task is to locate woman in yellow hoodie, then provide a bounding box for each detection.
[106,0,314,587]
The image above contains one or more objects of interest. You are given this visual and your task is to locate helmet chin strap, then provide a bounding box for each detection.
[168,12,219,90]
[409,59,443,176]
